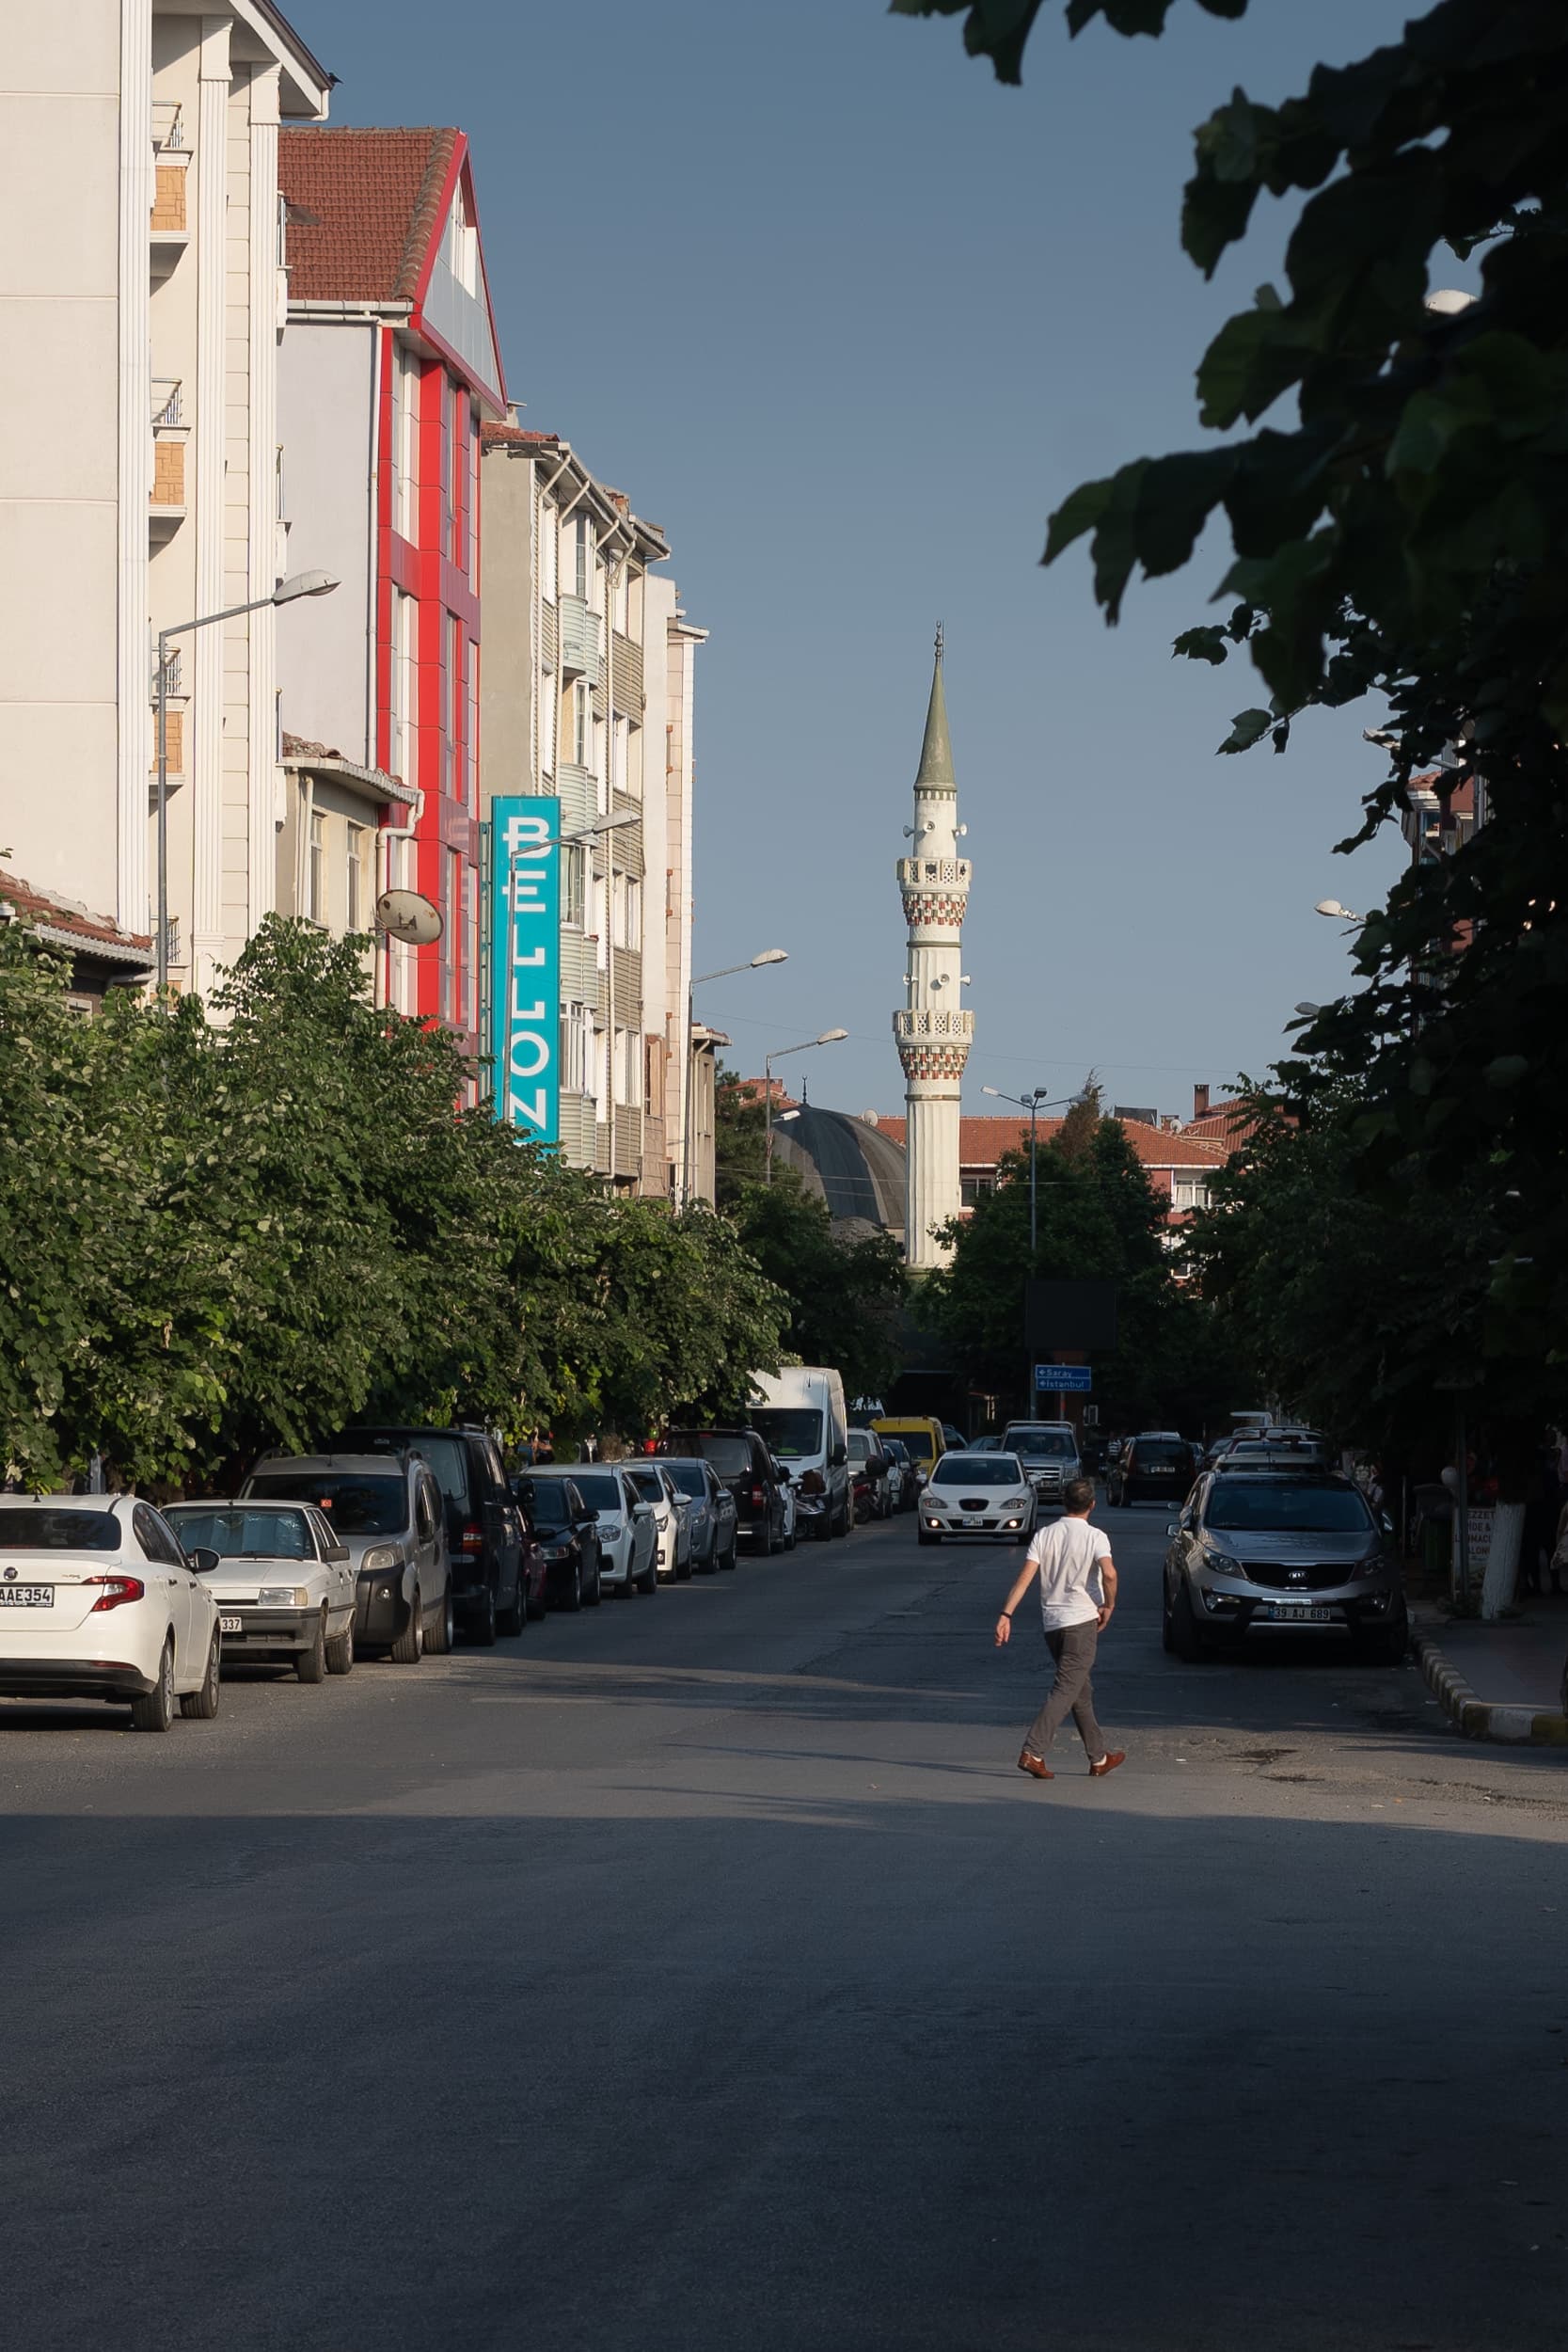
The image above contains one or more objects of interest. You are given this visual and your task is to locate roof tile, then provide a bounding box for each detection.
[278,127,459,304]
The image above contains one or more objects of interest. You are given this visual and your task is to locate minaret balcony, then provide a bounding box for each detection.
[896,855,970,890]
[894,1006,974,1083]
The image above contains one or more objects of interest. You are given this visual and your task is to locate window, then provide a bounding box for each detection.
[442,613,460,797]
[539,499,558,602]
[308,811,326,923]
[464,860,478,1032]
[561,1000,590,1093]
[346,822,367,931]
[1172,1177,1212,1212]
[393,344,419,541]
[573,513,591,601]
[442,849,460,1021]
[540,677,557,779]
[467,649,479,806]
[572,680,591,770]
[610,714,627,797]
[275,441,286,522]
[614,1026,641,1107]
[612,871,641,951]
[276,188,288,268]
[440,375,454,562]
[561,843,585,929]
[392,589,417,780]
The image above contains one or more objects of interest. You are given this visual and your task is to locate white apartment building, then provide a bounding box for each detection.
[0,1,330,993]
[481,421,705,1197]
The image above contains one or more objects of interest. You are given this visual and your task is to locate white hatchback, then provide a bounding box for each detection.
[917,1453,1037,1546]
[0,1494,223,1730]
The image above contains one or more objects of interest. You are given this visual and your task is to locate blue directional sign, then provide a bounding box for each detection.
[1034,1363,1093,1393]
[488,794,560,1147]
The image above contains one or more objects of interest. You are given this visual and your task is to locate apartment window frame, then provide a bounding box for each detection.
[561,843,585,930]
[346,820,367,933]
[307,811,327,926]
[573,514,591,602]
[539,498,558,603]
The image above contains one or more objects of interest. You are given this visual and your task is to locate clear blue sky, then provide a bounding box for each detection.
[302,0,1413,1122]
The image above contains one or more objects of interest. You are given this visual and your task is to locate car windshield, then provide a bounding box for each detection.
[246,1472,405,1534]
[931,1454,1023,1487]
[1132,1442,1188,1469]
[0,1508,120,1552]
[1207,1481,1373,1533]
[341,1432,470,1507]
[566,1471,622,1512]
[748,1409,822,1460]
[166,1505,311,1560]
[672,1434,752,1477]
[1006,1429,1076,1459]
[664,1465,709,1500]
[847,1434,873,1461]
[884,1427,937,1463]
[522,1482,574,1529]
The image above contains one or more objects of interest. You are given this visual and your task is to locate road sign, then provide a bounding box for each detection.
[1034,1364,1092,1393]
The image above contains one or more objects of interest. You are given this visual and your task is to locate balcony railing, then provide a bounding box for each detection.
[151,101,185,151]
[152,646,182,697]
[558,595,601,677]
[151,379,182,429]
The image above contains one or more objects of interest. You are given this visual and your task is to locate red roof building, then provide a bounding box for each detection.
[871,1110,1230,1234]
[0,869,154,1008]
[276,129,507,1051]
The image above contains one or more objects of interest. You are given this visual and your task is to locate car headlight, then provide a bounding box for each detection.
[598,1522,624,1540]
[259,1584,309,1607]
[359,1545,401,1574]
[1200,1546,1242,1578]
[1351,1553,1383,1580]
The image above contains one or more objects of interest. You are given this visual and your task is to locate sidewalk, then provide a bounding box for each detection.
[1406,1574,1568,1745]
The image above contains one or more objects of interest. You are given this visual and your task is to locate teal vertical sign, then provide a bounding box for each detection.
[488,794,560,1146]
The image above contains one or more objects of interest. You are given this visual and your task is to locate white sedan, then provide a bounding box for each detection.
[916,1453,1037,1546]
[623,1463,691,1581]
[165,1499,356,1680]
[0,1494,222,1730]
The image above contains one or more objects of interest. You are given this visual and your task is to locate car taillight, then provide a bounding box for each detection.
[459,1522,483,1553]
[800,1470,824,1495]
[750,1486,765,1508]
[86,1576,145,1613]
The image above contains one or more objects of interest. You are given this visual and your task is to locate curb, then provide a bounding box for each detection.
[1408,1613,1568,1746]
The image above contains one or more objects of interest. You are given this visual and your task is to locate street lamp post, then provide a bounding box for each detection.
[764,1028,848,1184]
[155,568,338,991]
[981,1084,1078,1259]
[682,948,787,1207]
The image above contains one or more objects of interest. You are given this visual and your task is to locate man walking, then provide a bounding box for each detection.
[995,1478,1125,1782]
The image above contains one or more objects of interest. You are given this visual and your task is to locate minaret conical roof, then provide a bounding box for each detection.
[915,630,955,791]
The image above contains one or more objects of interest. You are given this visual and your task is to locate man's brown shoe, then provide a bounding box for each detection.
[1017,1750,1053,1780]
[1088,1750,1126,1778]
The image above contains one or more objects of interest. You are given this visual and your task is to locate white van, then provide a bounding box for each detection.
[749,1367,850,1542]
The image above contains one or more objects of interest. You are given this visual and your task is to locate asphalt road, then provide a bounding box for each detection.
[6,1501,1568,2351]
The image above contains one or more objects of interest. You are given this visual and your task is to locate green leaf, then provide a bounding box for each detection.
[1217,707,1272,754]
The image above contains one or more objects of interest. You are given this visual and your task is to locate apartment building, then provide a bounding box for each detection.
[274,127,506,1042]
[0,1,331,991]
[481,423,704,1195]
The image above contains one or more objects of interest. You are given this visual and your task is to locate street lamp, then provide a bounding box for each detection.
[525,810,639,857]
[155,568,339,991]
[981,1084,1079,1259]
[1314,898,1365,925]
[681,948,789,1207]
[765,1028,847,1184]
[1292,1001,1323,1018]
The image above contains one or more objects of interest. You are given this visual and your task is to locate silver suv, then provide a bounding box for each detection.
[1000,1422,1084,1510]
[1163,1470,1405,1664]
[243,1452,452,1662]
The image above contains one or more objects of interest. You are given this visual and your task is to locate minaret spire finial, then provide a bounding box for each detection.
[934,621,943,666]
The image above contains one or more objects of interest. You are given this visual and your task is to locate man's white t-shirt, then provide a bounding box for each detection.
[1027,1514,1112,1632]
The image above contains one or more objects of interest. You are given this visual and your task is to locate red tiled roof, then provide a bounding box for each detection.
[873,1113,1229,1170]
[278,127,459,303]
[0,868,151,958]
[1182,1101,1257,1147]
[481,422,560,451]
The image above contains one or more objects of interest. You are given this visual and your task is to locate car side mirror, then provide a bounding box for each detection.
[188,1547,221,1574]
[328,1541,349,1564]
[1166,1523,1180,1538]
[1380,1512,1394,1535]
[830,1443,847,1468]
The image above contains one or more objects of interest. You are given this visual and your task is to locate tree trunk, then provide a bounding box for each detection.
[1481,1501,1525,1620]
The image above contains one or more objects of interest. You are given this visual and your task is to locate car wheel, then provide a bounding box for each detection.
[562,1558,584,1613]
[525,1586,547,1622]
[429,1585,454,1655]
[637,1549,658,1595]
[497,1571,526,1639]
[721,1534,737,1571]
[130,1638,175,1732]
[325,1619,355,1676]
[784,1521,797,1552]
[469,1582,499,1647]
[390,1586,424,1663]
[674,1543,692,1583]
[180,1629,222,1720]
[1161,1580,1176,1654]
[586,1560,603,1606]
[296,1610,328,1684]
[1169,1581,1208,1663]
[756,1515,774,1559]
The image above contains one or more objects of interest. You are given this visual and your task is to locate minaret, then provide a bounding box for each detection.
[894,628,972,1267]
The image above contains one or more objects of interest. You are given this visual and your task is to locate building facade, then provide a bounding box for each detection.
[275,126,506,1044]
[0,0,330,988]
[895,636,974,1267]
[480,422,703,1193]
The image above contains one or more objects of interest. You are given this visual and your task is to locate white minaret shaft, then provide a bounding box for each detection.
[894,630,973,1267]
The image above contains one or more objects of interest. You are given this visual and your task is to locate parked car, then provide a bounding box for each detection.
[513,1473,604,1610]
[1000,1422,1085,1511]
[1163,1470,1406,1663]
[881,1437,919,1511]
[661,1458,740,1572]
[1224,1430,1333,1474]
[1105,1433,1196,1508]
[771,1458,800,1549]
[326,1424,528,1645]
[165,1499,356,1682]
[243,1452,453,1661]
[872,1416,947,1492]
[524,1463,655,1597]
[917,1452,1037,1546]
[751,1367,851,1541]
[0,1495,223,1731]
[623,1463,692,1581]
[665,1426,788,1554]
[847,1428,895,1522]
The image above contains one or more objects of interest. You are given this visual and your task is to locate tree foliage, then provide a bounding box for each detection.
[898,0,1568,1438]
[726,1177,908,1402]
[0,916,786,1488]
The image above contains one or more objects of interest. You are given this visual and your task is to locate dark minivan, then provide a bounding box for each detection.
[327,1425,528,1644]
[664,1427,787,1556]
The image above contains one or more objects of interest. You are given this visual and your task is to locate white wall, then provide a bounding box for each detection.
[0,4,123,914]
[277,320,374,763]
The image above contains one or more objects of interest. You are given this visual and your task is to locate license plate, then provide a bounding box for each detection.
[960,1516,982,1528]
[219,1615,243,1634]
[1265,1603,1331,1622]
[0,1585,53,1607]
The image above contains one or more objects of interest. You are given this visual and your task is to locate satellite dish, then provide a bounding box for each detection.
[374,888,443,946]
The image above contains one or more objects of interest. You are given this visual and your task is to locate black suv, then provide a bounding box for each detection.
[327,1425,528,1644]
[664,1427,786,1555]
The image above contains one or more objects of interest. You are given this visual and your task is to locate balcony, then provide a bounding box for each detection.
[149,114,190,277]
[894,1006,974,1086]
[151,378,183,429]
[558,595,601,678]
[610,629,643,717]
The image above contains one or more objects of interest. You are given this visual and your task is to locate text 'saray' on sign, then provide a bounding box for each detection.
[488,794,561,1147]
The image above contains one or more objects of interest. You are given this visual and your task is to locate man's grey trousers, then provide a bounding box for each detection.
[1023,1621,1106,1761]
